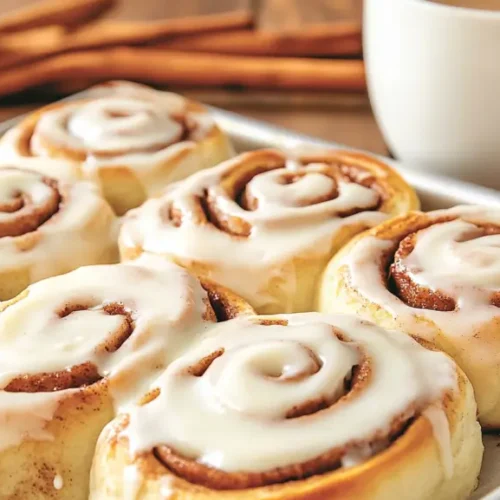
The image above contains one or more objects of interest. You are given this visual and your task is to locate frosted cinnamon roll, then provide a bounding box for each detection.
[318,205,500,428]
[119,149,419,314]
[0,161,117,300]
[0,254,251,500]
[90,313,482,500]
[0,81,233,215]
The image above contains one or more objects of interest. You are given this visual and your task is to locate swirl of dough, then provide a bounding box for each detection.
[0,168,60,238]
[120,149,418,313]
[0,255,213,398]
[0,163,118,301]
[0,254,251,499]
[390,216,500,310]
[33,96,186,158]
[166,150,384,236]
[124,313,457,490]
[0,81,234,215]
[318,204,500,428]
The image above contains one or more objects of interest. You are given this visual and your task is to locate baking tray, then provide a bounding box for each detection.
[0,95,499,499]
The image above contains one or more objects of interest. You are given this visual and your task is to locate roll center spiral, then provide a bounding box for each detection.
[2,301,135,393]
[0,301,135,392]
[124,314,456,490]
[0,169,60,238]
[165,154,385,240]
[66,98,185,155]
[242,167,339,210]
[390,219,500,310]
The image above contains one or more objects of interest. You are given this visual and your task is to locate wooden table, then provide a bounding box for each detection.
[0,0,388,155]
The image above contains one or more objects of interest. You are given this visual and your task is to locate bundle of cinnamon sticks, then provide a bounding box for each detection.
[0,0,365,98]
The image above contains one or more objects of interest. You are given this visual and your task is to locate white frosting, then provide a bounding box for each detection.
[344,205,500,353]
[53,474,63,490]
[120,151,388,311]
[403,218,500,292]
[422,406,453,479]
[0,169,53,219]
[0,255,214,450]
[123,465,142,500]
[125,313,456,474]
[160,477,174,499]
[0,391,65,449]
[0,167,117,285]
[246,166,336,209]
[27,82,216,175]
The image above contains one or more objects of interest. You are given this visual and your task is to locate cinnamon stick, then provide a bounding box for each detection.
[0,48,366,97]
[0,0,115,34]
[0,11,254,71]
[0,25,65,53]
[66,11,254,48]
[157,22,362,57]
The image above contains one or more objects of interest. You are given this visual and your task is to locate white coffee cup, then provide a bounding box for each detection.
[364,0,500,189]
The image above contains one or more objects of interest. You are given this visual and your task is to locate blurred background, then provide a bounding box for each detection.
[0,0,386,154]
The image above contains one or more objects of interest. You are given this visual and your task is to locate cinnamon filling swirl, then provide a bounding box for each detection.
[14,83,208,163]
[125,314,455,490]
[4,302,135,393]
[202,283,251,321]
[152,330,381,490]
[386,217,500,311]
[165,152,385,238]
[0,168,61,238]
[0,256,236,400]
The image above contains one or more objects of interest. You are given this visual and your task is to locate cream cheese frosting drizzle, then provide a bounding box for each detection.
[0,254,214,450]
[345,205,500,343]
[38,98,184,155]
[125,313,456,475]
[0,81,220,177]
[0,165,117,284]
[120,151,388,311]
[402,218,500,292]
[33,82,215,171]
[0,168,55,220]
[338,205,500,422]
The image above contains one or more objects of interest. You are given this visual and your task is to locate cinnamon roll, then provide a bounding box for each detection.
[119,149,419,314]
[89,313,482,500]
[318,205,500,428]
[0,254,251,500]
[0,81,233,215]
[0,161,117,300]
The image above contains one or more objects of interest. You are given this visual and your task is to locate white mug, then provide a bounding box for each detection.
[364,0,500,189]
